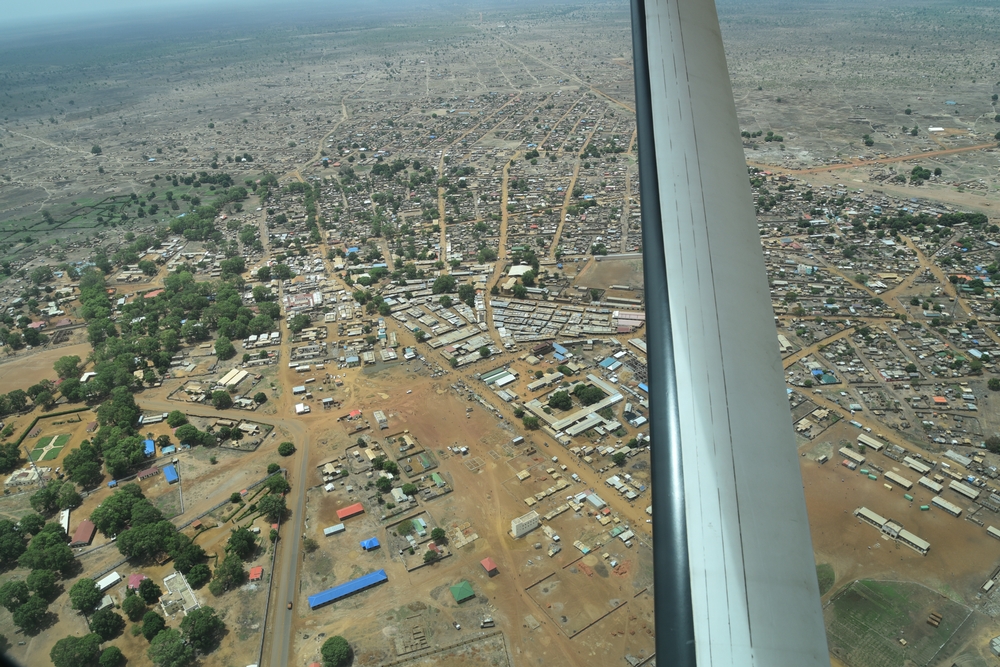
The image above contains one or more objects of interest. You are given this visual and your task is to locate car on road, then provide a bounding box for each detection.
[287,602,292,610]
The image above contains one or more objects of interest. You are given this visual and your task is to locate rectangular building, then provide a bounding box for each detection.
[839,447,865,465]
[857,433,886,452]
[918,476,943,493]
[904,457,932,475]
[163,465,178,484]
[853,507,887,529]
[883,471,913,490]
[511,510,540,538]
[323,524,345,537]
[373,410,388,429]
[307,569,388,609]
[336,503,365,521]
[96,572,121,592]
[949,480,980,500]
[987,526,1000,541]
[897,529,930,556]
[932,496,962,517]
[70,519,96,548]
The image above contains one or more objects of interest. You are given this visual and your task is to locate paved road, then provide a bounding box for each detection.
[266,429,312,667]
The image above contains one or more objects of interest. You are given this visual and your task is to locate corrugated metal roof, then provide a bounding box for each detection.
[450,580,475,602]
[308,569,388,609]
[337,503,365,520]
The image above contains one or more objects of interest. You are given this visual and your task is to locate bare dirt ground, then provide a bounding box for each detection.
[285,363,655,667]
[0,341,91,392]
[574,256,645,292]
[802,421,1000,610]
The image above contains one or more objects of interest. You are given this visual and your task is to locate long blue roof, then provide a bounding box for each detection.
[308,569,387,609]
[163,465,178,483]
[360,537,380,550]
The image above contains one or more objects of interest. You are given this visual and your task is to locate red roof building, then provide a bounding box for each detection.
[128,573,147,589]
[143,289,165,299]
[337,503,365,520]
[69,520,96,547]
[480,557,499,576]
[249,566,264,582]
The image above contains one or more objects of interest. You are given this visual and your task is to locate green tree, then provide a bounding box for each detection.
[278,441,295,456]
[210,552,246,594]
[12,595,49,634]
[267,463,280,474]
[186,563,212,589]
[431,527,447,542]
[986,436,1000,454]
[254,392,268,404]
[321,636,353,667]
[166,411,188,427]
[121,591,147,621]
[211,391,233,410]
[142,610,166,641]
[148,628,194,667]
[423,550,438,563]
[288,314,311,333]
[227,527,257,560]
[50,633,101,667]
[548,391,572,411]
[19,513,46,535]
[257,494,286,523]
[100,646,125,667]
[522,416,540,430]
[26,568,57,600]
[0,580,30,611]
[214,336,236,360]
[90,608,125,641]
[513,283,528,299]
[479,346,491,358]
[613,451,627,467]
[53,355,82,380]
[989,378,1000,392]
[69,578,102,613]
[30,480,63,515]
[401,483,418,496]
[19,523,74,573]
[138,578,162,604]
[432,274,457,294]
[180,606,225,653]
[376,477,393,494]
[265,475,290,495]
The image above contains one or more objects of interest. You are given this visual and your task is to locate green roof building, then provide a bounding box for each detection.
[450,580,475,604]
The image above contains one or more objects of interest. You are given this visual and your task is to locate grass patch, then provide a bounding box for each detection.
[29,449,45,461]
[41,447,64,461]
[153,488,182,519]
[816,563,835,596]
[825,579,972,667]
[52,434,71,448]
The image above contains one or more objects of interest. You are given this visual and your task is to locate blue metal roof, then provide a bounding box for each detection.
[308,569,387,609]
[638,383,648,393]
[552,343,568,354]
[144,440,155,456]
[163,465,178,484]
[360,537,380,551]
[599,357,616,368]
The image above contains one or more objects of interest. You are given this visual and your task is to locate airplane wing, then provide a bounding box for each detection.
[630,0,831,664]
